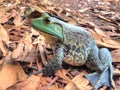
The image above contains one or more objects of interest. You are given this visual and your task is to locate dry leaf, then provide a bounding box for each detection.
[115,85,120,90]
[49,86,64,90]
[96,14,111,22]
[0,52,26,90]
[55,69,72,84]
[7,75,41,90]
[113,68,120,75]
[12,32,33,61]
[45,77,59,90]
[0,12,11,24]
[12,41,24,59]
[40,75,52,86]
[23,46,37,62]
[64,70,92,90]
[102,37,120,47]
[13,13,23,27]
[94,26,107,37]
[0,24,9,45]
[30,5,46,13]
[38,44,47,65]
[0,25,9,56]
[88,29,120,48]
[99,86,107,90]
[0,41,9,56]
[111,49,120,62]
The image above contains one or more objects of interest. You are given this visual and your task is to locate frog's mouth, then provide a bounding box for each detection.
[38,30,59,40]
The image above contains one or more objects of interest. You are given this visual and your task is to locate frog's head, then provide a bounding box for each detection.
[31,13,64,41]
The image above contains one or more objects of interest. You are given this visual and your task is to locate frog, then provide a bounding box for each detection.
[30,12,115,90]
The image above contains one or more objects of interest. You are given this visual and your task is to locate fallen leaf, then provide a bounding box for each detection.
[94,26,107,37]
[96,14,111,22]
[12,32,33,62]
[99,86,107,90]
[0,24,9,45]
[45,77,59,90]
[0,24,9,56]
[23,46,37,63]
[12,41,24,59]
[7,75,41,90]
[0,41,9,56]
[13,13,23,27]
[49,84,64,90]
[55,69,72,84]
[30,4,46,13]
[113,68,120,75]
[88,29,120,48]
[102,37,120,47]
[111,49,120,62]
[64,70,93,90]
[0,52,26,90]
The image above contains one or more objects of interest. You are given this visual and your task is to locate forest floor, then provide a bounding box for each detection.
[0,0,120,90]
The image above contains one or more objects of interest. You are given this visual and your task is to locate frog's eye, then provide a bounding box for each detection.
[43,17,50,24]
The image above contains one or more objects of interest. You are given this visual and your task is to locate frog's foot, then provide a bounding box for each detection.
[34,59,61,76]
[85,66,114,90]
[42,59,62,76]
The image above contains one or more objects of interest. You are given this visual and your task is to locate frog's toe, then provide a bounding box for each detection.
[84,68,113,90]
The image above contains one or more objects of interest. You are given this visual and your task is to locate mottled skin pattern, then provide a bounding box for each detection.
[62,26,93,66]
[31,13,115,90]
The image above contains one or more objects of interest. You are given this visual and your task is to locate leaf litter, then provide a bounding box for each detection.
[0,0,120,90]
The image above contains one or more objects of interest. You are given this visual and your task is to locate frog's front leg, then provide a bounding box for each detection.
[39,43,65,76]
[85,44,115,90]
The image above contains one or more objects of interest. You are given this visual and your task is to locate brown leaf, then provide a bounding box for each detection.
[0,12,11,23]
[30,4,47,13]
[0,25,9,56]
[64,70,93,90]
[7,75,41,90]
[111,49,120,62]
[94,26,107,37]
[13,14,23,27]
[55,69,72,84]
[102,37,120,47]
[38,44,47,66]
[12,32,33,62]
[0,52,26,90]
[99,86,107,90]
[12,41,24,59]
[45,77,59,90]
[0,41,9,56]
[88,29,120,48]
[49,84,64,90]
[113,68,120,75]
[0,4,19,24]
[23,46,37,63]
[96,14,111,22]
[115,85,120,90]
[39,75,52,86]
[0,24,9,45]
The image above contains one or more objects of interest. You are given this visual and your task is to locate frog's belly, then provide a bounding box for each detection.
[63,53,87,66]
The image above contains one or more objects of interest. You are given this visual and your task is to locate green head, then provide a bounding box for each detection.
[30,13,64,41]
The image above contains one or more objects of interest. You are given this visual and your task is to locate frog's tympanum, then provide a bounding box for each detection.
[31,13,115,90]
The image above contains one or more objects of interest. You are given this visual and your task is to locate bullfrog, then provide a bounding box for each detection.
[30,13,115,90]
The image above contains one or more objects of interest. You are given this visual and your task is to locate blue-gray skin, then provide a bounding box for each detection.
[31,13,115,90]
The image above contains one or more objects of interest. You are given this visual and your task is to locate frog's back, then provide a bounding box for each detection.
[62,24,95,66]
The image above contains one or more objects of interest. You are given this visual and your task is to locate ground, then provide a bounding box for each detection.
[0,0,120,90]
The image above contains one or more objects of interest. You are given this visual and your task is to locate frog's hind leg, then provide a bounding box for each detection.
[99,48,115,88]
[85,47,115,90]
